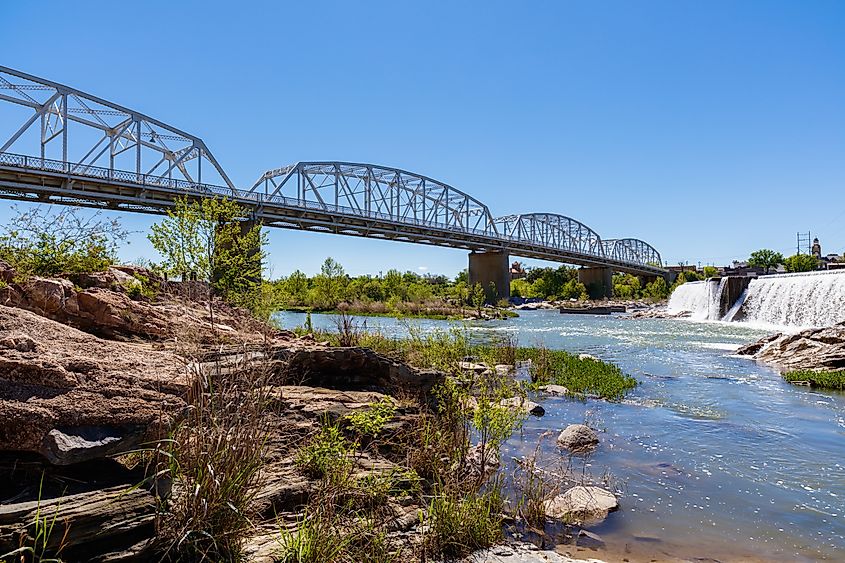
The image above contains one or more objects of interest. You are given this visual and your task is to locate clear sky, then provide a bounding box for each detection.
[2,1,844,277]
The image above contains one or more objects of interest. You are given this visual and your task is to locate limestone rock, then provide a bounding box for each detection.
[543,485,618,524]
[557,424,599,451]
[458,361,490,373]
[736,322,845,370]
[539,384,569,396]
[500,396,545,416]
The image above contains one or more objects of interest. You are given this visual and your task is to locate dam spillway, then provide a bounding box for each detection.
[666,270,845,328]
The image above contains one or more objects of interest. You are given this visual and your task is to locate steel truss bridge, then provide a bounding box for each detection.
[0,66,665,277]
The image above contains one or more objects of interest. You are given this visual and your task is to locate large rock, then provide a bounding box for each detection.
[500,396,545,416]
[557,424,599,451]
[0,306,187,464]
[736,322,845,370]
[543,486,618,524]
[278,345,444,393]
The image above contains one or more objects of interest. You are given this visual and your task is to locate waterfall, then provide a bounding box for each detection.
[667,279,721,320]
[739,270,845,328]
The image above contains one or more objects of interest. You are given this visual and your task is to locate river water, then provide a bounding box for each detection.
[275,310,845,561]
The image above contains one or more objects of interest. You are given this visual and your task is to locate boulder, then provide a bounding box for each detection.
[539,384,570,396]
[543,485,618,524]
[277,345,444,393]
[458,361,490,373]
[500,396,545,416]
[557,424,599,451]
[0,306,187,464]
[736,322,845,370]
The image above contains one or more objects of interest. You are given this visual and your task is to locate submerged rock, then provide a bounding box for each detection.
[543,485,618,524]
[557,424,599,451]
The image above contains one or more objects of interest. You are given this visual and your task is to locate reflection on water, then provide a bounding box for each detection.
[274,310,845,561]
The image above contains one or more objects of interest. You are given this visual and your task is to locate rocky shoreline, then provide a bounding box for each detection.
[735,321,845,371]
[0,261,621,562]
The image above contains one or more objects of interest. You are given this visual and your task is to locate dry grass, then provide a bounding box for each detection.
[156,347,273,562]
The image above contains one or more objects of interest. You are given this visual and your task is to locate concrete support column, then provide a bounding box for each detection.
[468,251,510,303]
[578,267,613,299]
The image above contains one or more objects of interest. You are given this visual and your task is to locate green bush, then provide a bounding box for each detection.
[345,398,396,436]
[295,423,352,479]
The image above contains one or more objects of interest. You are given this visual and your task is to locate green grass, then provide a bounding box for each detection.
[295,423,353,479]
[783,370,845,390]
[422,484,504,559]
[518,346,637,401]
[345,398,396,436]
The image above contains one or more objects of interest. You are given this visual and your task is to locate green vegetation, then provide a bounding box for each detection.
[748,248,784,274]
[421,486,504,558]
[519,346,637,401]
[510,265,587,301]
[295,423,353,479]
[148,195,266,312]
[345,398,396,437]
[783,253,819,273]
[0,205,127,278]
[702,265,719,278]
[268,258,511,319]
[783,370,845,390]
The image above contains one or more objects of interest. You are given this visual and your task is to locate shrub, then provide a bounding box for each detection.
[346,398,396,437]
[295,423,352,479]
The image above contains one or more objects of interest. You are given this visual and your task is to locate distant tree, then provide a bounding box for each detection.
[702,266,719,278]
[747,249,784,274]
[285,270,309,304]
[783,253,819,273]
[644,277,669,301]
[312,257,347,308]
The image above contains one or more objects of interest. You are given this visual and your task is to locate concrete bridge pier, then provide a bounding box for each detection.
[468,251,510,303]
[578,267,613,299]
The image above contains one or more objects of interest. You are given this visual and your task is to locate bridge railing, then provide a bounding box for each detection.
[0,151,662,271]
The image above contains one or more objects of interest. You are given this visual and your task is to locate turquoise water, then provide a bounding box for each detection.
[274,310,845,561]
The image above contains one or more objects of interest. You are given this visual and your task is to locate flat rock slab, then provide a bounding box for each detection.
[544,486,619,525]
[0,306,187,464]
[539,384,570,396]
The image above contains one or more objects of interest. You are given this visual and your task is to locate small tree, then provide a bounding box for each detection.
[470,283,486,316]
[702,265,719,278]
[783,253,819,273]
[747,249,784,274]
[148,196,266,317]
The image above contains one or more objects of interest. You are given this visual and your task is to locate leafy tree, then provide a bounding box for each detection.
[148,196,265,310]
[285,270,309,304]
[0,205,128,277]
[747,249,784,274]
[783,253,819,273]
[312,257,347,309]
[702,266,719,278]
[644,276,669,300]
[470,283,486,315]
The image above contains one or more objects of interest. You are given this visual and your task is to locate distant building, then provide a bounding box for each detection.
[509,261,526,280]
[812,238,822,259]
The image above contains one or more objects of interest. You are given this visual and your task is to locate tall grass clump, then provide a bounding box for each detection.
[519,345,637,400]
[421,482,505,559]
[0,474,69,563]
[294,421,353,479]
[783,369,845,390]
[157,353,272,562]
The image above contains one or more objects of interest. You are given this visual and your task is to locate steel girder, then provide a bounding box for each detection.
[250,162,499,237]
[494,213,605,258]
[602,238,662,267]
[0,66,233,189]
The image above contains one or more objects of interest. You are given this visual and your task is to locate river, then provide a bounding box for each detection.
[274,310,845,561]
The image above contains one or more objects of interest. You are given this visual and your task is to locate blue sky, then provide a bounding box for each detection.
[2,1,844,277]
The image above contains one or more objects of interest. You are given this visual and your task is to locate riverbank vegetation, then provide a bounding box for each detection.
[509,265,588,300]
[782,369,845,390]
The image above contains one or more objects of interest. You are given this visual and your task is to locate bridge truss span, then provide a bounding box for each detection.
[0,65,666,277]
[251,162,499,238]
[0,65,233,190]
